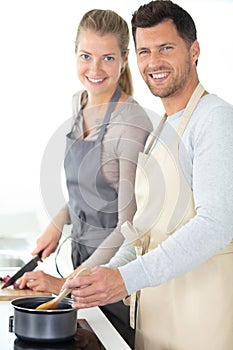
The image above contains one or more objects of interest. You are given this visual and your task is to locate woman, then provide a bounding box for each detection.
[17,9,152,347]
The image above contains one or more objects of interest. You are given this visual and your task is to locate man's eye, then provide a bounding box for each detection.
[81,54,90,60]
[162,46,173,52]
[104,56,114,61]
[138,50,149,56]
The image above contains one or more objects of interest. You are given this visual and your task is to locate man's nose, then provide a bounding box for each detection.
[148,50,162,67]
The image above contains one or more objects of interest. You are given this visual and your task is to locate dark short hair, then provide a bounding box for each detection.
[132,0,197,48]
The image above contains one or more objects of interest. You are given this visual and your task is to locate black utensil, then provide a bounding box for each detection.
[1,250,43,289]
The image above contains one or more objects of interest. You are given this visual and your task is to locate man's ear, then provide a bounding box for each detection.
[191,40,200,65]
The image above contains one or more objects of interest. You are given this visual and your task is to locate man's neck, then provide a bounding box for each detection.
[162,79,200,116]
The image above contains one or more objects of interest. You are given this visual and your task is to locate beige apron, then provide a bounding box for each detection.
[122,83,233,350]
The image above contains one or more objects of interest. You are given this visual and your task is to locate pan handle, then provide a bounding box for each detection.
[9,315,14,333]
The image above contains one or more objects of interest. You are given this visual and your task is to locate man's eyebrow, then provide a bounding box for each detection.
[136,46,149,52]
[136,42,176,52]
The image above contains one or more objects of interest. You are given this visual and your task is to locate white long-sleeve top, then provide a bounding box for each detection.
[109,93,233,294]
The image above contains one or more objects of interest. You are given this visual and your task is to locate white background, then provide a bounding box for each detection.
[0,0,232,237]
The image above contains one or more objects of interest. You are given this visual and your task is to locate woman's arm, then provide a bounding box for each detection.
[82,117,152,269]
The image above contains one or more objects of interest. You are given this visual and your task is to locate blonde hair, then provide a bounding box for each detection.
[75,9,133,96]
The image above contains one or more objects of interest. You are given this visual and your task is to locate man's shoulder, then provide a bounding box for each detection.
[198,93,232,112]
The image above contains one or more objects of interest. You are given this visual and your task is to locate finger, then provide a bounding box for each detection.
[16,274,32,289]
[32,244,46,256]
[17,271,40,289]
[26,279,37,290]
[72,297,103,309]
[15,278,27,289]
[71,287,109,303]
[64,275,92,289]
[31,247,41,256]
[40,248,50,259]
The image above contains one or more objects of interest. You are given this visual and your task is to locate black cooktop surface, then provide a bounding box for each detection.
[13,319,106,350]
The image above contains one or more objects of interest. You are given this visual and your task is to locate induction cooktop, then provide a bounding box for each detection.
[13,319,106,350]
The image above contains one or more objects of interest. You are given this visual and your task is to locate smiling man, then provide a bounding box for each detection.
[65,2,233,349]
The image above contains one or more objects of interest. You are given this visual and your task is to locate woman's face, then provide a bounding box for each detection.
[76,30,127,99]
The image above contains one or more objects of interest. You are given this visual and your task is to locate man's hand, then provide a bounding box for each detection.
[63,267,128,309]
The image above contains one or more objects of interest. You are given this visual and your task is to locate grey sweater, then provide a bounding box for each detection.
[108,93,233,295]
[71,91,153,269]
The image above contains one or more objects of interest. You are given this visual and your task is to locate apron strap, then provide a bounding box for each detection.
[144,115,167,154]
[144,82,205,154]
[176,82,205,137]
[97,85,122,142]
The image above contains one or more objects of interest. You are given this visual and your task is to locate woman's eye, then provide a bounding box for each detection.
[104,56,114,62]
[81,54,90,60]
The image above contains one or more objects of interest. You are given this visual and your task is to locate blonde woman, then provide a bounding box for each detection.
[17,9,152,347]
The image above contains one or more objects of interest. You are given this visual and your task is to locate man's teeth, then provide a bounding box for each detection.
[151,73,168,79]
[88,78,104,83]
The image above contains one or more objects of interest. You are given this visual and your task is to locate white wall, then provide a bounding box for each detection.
[0,0,232,237]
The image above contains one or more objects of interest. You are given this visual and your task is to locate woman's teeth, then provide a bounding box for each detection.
[88,77,104,83]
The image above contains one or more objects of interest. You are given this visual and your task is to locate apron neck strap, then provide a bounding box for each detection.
[176,82,205,137]
[144,115,167,154]
[145,82,205,154]
[97,85,122,142]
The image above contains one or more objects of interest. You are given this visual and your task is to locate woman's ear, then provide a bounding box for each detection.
[121,49,129,72]
[123,49,129,64]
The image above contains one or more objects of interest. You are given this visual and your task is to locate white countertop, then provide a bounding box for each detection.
[0,300,131,349]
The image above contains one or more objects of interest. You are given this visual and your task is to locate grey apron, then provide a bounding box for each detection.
[64,87,121,267]
[64,86,135,348]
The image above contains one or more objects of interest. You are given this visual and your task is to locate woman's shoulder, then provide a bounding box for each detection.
[72,90,86,115]
[112,95,153,133]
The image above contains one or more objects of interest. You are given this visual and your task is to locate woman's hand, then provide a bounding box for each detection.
[32,207,70,260]
[16,271,65,294]
[32,222,62,260]
[64,267,128,309]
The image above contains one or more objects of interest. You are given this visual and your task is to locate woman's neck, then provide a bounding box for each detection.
[85,87,117,109]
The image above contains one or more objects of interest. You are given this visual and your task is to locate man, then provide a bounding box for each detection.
[64,1,233,349]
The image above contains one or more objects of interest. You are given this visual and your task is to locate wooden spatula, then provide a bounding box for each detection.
[36,267,90,310]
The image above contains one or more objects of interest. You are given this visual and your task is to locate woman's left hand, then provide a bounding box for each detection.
[16,271,65,294]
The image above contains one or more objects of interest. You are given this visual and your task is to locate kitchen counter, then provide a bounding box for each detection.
[0,300,132,349]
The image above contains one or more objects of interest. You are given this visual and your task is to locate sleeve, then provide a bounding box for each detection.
[103,240,136,268]
[119,105,233,295]
[83,110,153,269]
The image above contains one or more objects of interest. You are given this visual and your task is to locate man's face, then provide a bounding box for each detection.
[135,19,199,99]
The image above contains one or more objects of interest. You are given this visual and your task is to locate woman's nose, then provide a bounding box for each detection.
[90,59,101,72]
